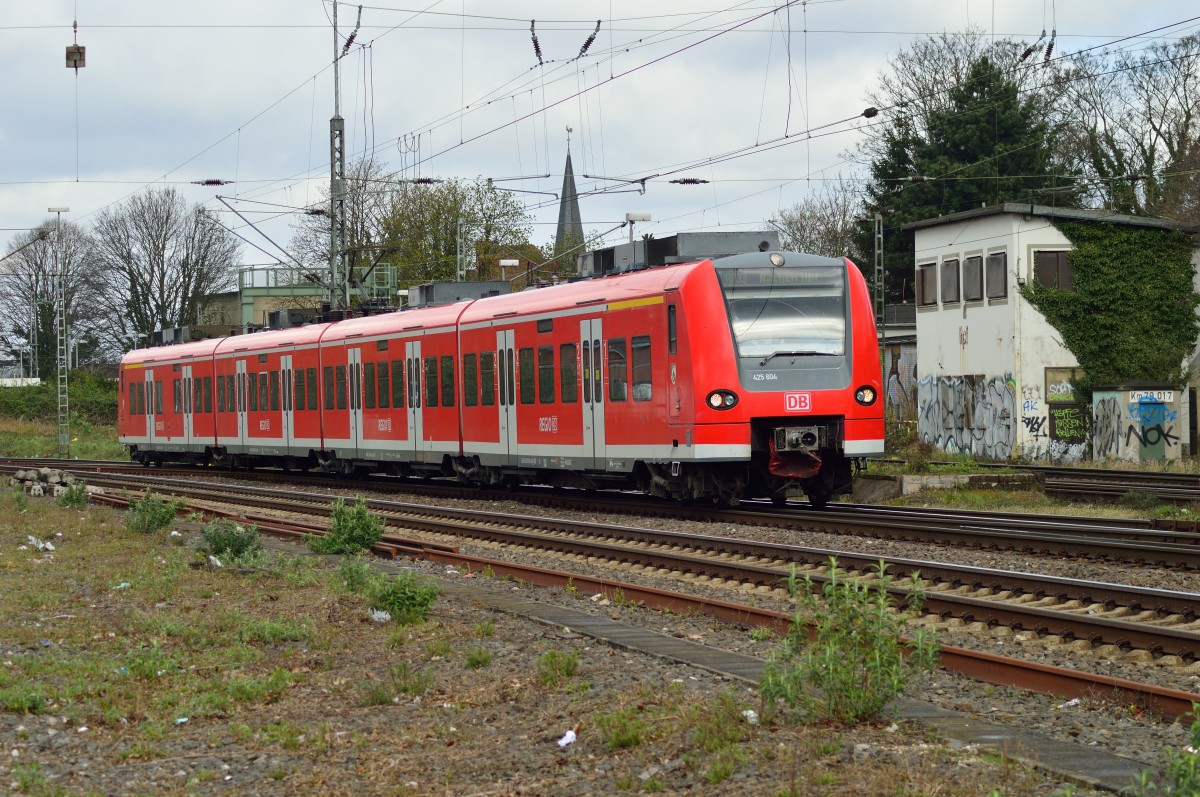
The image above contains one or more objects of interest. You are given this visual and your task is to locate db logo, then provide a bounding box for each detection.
[785,393,811,412]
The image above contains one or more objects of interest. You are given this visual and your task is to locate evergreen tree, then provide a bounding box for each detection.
[858,56,1080,303]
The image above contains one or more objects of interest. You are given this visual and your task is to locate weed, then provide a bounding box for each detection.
[55,481,89,509]
[125,645,178,680]
[199,518,261,559]
[704,749,745,784]
[307,497,384,554]
[538,650,579,687]
[236,617,312,644]
[366,662,434,700]
[760,558,939,725]
[125,491,183,534]
[473,619,494,638]
[0,686,46,714]
[13,760,47,792]
[1127,702,1200,795]
[366,570,439,625]
[1118,490,1162,511]
[564,577,577,594]
[426,639,453,659]
[12,485,29,510]
[333,555,373,594]
[596,704,646,750]
[465,648,492,669]
[749,626,773,642]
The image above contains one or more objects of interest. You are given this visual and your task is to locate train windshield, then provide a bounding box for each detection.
[716,266,846,358]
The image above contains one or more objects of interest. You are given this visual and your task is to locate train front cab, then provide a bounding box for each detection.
[119,339,220,466]
[704,251,884,507]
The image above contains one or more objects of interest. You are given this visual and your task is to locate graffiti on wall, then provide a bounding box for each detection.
[1093,397,1122,458]
[884,344,918,420]
[916,374,1017,459]
[1093,390,1183,461]
[1044,367,1087,463]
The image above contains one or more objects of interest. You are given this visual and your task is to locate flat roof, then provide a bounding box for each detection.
[901,202,1200,234]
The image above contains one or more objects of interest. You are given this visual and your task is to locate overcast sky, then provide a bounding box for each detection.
[2,1,1197,266]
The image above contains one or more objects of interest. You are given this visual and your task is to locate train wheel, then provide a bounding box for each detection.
[807,492,829,510]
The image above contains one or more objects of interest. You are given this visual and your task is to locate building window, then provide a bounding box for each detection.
[962,256,983,301]
[916,263,937,306]
[940,258,960,304]
[1035,250,1072,291]
[986,251,1008,299]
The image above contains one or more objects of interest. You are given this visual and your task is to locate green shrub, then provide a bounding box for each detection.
[1129,703,1200,796]
[465,648,492,669]
[333,555,373,594]
[307,497,384,554]
[366,570,439,625]
[125,492,183,534]
[199,518,261,559]
[56,481,89,509]
[596,705,646,750]
[537,650,579,687]
[760,558,939,725]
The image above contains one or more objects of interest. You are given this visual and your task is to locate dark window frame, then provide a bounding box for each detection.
[480,351,495,406]
[538,345,555,404]
[916,263,937,306]
[631,335,652,402]
[463,353,478,407]
[424,357,438,408]
[560,342,578,404]
[1035,250,1073,291]
[962,255,983,302]
[440,354,455,407]
[518,347,535,405]
[986,251,1008,299]
[608,338,628,402]
[940,258,960,304]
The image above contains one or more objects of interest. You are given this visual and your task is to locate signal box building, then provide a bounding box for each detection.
[903,203,1200,462]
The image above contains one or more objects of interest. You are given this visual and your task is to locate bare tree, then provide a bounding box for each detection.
[1059,34,1200,221]
[91,187,240,352]
[769,176,863,259]
[0,220,103,373]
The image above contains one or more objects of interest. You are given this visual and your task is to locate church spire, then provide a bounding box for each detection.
[555,128,583,253]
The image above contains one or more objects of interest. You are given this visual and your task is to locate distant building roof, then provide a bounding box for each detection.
[902,202,1200,235]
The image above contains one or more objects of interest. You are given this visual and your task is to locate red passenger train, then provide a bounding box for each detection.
[118,251,883,507]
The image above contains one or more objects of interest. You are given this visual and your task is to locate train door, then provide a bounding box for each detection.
[404,340,423,460]
[580,319,605,464]
[667,303,680,421]
[235,359,248,448]
[143,368,158,446]
[280,354,294,453]
[346,347,362,459]
[495,329,517,462]
[182,364,194,446]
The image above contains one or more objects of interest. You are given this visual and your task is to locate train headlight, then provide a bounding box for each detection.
[854,385,877,406]
[706,389,739,410]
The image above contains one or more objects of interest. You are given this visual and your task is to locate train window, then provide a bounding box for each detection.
[193,379,202,415]
[631,336,652,401]
[962,256,983,302]
[592,338,602,404]
[506,348,515,406]
[668,305,677,355]
[173,379,182,414]
[173,363,180,372]
[156,380,164,415]
[480,351,495,406]
[941,259,960,304]
[248,373,258,411]
[608,338,628,402]
[497,350,507,406]
[518,347,535,405]
[323,367,334,410]
[538,345,555,404]
[294,368,305,411]
[335,365,347,410]
[377,362,390,409]
[259,372,270,412]
[364,362,377,410]
[258,354,267,364]
[232,374,241,413]
[424,357,439,407]
[306,367,317,410]
[204,377,213,413]
[916,263,937,306]
[134,382,143,416]
[376,339,389,352]
[217,375,226,413]
[537,319,553,333]
[269,371,280,411]
[463,353,478,407]
[440,355,455,407]
[581,342,591,403]
[408,358,420,409]
[391,359,405,408]
[986,252,1008,299]
[560,343,578,403]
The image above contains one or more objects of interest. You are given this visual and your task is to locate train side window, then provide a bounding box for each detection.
[581,342,591,403]
[127,381,136,415]
[335,365,347,410]
[259,371,270,412]
[134,382,144,415]
[378,362,390,409]
[267,371,277,411]
[173,379,182,413]
[424,357,438,408]
[560,343,578,403]
[440,355,455,407]
[497,350,506,406]
[538,345,555,404]
[391,359,405,408]
[188,378,198,414]
[592,338,602,404]
[306,367,317,410]
[668,305,677,355]
[518,347,535,405]
[463,353,478,407]
[203,377,212,413]
[156,380,164,415]
[480,351,495,406]
[506,348,515,406]
[323,366,334,410]
[234,374,242,413]
[408,358,421,409]
[217,375,226,413]
[294,368,306,411]
[631,336,652,402]
[248,373,258,411]
[364,362,377,410]
[608,338,628,402]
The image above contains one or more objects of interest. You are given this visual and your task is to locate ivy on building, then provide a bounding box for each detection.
[1020,221,1199,404]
